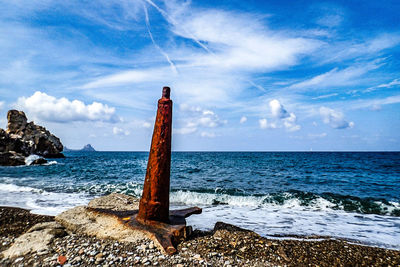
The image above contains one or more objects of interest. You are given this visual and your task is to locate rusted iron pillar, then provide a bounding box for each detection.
[88,87,202,255]
[137,86,172,223]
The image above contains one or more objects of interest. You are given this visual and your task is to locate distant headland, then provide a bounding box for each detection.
[64,144,96,152]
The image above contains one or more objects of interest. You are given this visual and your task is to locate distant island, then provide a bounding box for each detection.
[64,144,96,152]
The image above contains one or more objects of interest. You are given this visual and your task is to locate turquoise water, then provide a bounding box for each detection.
[1,152,399,249]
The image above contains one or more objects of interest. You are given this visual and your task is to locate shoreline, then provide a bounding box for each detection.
[1,206,399,266]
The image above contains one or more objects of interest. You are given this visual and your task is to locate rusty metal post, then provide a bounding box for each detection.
[88,87,201,255]
[137,87,172,223]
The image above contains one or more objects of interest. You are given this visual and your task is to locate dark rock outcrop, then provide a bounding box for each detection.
[0,110,64,166]
[6,110,64,158]
[0,151,26,166]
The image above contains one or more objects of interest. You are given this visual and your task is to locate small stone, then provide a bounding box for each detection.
[37,249,49,255]
[58,255,67,265]
[95,253,104,259]
[194,254,201,260]
[89,250,98,256]
[14,257,24,263]
[149,242,155,249]
[134,256,141,264]
[73,256,81,263]
[176,264,184,267]
[158,255,166,260]
[141,244,147,251]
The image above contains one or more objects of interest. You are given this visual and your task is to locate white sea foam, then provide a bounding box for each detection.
[0,183,91,215]
[170,190,400,250]
[24,155,41,165]
[1,183,399,249]
[184,204,400,250]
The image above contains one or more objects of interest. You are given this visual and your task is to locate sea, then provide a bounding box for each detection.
[1,152,399,250]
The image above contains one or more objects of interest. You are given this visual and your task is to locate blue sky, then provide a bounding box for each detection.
[0,0,399,151]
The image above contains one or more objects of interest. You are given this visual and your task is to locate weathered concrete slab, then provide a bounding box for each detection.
[55,193,150,245]
[1,222,65,259]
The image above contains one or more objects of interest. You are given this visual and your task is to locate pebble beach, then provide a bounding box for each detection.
[1,206,400,267]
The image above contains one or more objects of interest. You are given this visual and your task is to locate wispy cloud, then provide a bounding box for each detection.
[365,78,400,93]
[143,2,177,74]
[289,60,383,90]
[312,93,339,100]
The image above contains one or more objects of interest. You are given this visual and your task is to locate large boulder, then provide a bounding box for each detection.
[1,222,66,259]
[0,110,64,165]
[5,110,64,158]
[0,129,27,155]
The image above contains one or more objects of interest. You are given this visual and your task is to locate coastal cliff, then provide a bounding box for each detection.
[0,110,64,166]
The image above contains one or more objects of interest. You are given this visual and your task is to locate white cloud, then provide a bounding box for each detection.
[283,112,301,132]
[351,95,400,110]
[142,121,152,129]
[240,116,247,124]
[290,60,382,90]
[312,93,338,100]
[82,68,168,89]
[376,78,400,88]
[0,101,4,110]
[15,91,120,123]
[260,100,300,131]
[316,14,343,28]
[169,8,321,71]
[200,132,216,138]
[259,119,268,129]
[308,133,327,139]
[319,106,354,129]
[365,78,400,92]
[174,126,197,135]
[321,34,400,63]
[175,104,227,135]
[113,126,130,136]
[259,118,277,129]
[270,99,289,119]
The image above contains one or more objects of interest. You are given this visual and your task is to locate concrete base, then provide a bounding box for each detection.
[55,193,201,255]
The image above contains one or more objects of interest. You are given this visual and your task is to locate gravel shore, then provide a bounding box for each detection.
[1,206,399,266]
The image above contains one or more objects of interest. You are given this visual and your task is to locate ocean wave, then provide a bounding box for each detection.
[0,183,43,193]
[25,155,42,165]
[0,183,91,215]
[169,190,400,217]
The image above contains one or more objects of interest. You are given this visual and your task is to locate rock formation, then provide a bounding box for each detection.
[0,110,64,166]
[64,144,96,152]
